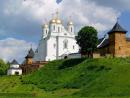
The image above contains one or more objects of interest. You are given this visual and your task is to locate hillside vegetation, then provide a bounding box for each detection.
[0,58,130,98]
[0,59,9,75]
[23,57,130,97]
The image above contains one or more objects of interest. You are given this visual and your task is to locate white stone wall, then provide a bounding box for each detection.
[10,64,20,68]
[33,39,47,61]
[7,69,22,75]
[46,36,57,61]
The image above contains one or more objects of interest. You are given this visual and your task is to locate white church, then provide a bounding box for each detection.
[33,11,80,61]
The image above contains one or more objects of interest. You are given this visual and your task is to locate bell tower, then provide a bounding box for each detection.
[25,48,34,65]
[42,24,49,39]
[67,16,74,35]
[108,21,127,57]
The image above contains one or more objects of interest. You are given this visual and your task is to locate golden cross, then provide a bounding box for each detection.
[56,9,59,19]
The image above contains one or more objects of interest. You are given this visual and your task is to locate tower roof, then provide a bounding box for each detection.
[108,22,127,34]
[25,48,34,58]
[10,59,19,65]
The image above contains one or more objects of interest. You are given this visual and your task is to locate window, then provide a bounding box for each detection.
[53,25,55,30]
[73,45,75,49]
[46,30,48,34]
[58,27,60,32]
[71,27,73,32]
[64,33,67,35]
[54,44,56,48]
[119,46,121,50]
[63,40,68,49]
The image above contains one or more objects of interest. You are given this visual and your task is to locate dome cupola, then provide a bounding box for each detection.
[50,19,56,24]
[42,24,49,28]
[67,21,73,25]
[55,18,62,24]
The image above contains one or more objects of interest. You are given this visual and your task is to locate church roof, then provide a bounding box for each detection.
[98,38,109,48]
[10,59,19,65]
[25,48,34,58]
[98,37,130,49]
[108,22,127,34]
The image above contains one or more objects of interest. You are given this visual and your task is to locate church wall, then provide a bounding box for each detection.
[109,33,115,56]
[46,37,57,61]
[126,41,130,56]
[114,33,127,57]
[109,32,128,57]
[58,36,79,58]
[99,47,109,56]
[33,39,47,61]
[7,69,22,75]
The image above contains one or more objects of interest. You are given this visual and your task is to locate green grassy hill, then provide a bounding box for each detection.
[1,58,130,98]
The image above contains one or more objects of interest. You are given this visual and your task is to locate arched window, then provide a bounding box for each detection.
[63,40,68,49]
[73,45,75,49]
[46,30,48,34]
[54,44,56,48]
[71,27,73,32]
[53,25,55,30]
[58,27,60,32]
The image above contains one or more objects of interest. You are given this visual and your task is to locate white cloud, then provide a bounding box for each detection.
[3,0,120,34]
[90,0,130,11]
[0,38,36,63]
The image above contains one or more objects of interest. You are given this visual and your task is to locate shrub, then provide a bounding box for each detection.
[0,59,9,75]
[59,58,86,69]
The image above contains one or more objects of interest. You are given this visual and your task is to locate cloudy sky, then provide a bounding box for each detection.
[0,0,130,62]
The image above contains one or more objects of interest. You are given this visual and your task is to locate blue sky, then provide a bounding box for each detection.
[120,11,130,37]
[0,0,129,62]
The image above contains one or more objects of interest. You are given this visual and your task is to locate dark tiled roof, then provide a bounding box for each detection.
[10,59,19,65]
[25,48,34,58]
[98,38,109,48]
[108,22,127,34]
[68,53,80,55]
[98,38,104,44]
[98,37,130,49]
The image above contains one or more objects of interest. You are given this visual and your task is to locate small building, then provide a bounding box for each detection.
[7,59,22,75]
[21,48,41,74]
[98,21,130,57]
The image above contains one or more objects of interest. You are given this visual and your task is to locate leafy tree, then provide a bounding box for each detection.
[76,26,98,58]
[0,59,9,75]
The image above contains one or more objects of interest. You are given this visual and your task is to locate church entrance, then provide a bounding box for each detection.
[15,71,19,75]
[64,56,68,59]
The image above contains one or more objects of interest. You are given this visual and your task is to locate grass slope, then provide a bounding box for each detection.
[0,58,130,98]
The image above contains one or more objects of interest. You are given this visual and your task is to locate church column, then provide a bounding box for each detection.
[56,36,59,59]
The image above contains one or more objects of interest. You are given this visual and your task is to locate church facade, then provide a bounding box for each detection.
[98,21,130,57]
[33,12,79,61]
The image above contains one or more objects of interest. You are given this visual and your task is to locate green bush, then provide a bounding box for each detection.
[59,58,86,69]
[0,59,9,75]
[21,57,130,97]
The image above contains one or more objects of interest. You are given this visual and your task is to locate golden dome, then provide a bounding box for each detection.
[55,18,62,24]
[50,19,56,24]
[68,21,73,25]
[42,24,48,28]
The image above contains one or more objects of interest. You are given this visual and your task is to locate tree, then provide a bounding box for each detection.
[76,26,98,58]
[0,59,9,75]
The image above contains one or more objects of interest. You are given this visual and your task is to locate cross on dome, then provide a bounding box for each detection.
[56,10,59,19]
[68,16,73,25]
